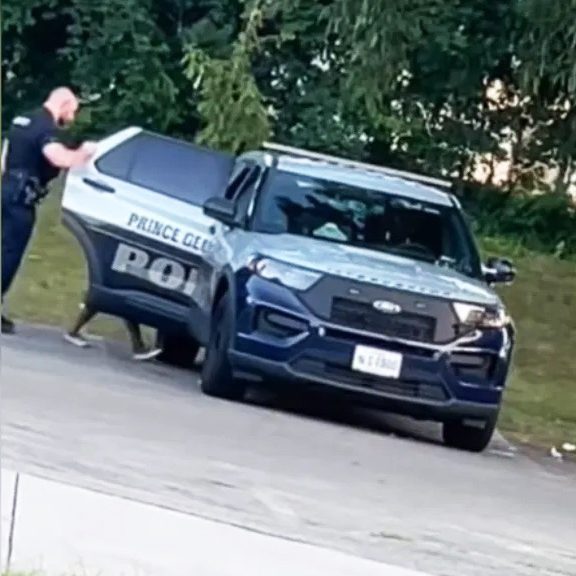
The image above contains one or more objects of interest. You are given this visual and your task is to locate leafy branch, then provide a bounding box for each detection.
[182,1,271,153]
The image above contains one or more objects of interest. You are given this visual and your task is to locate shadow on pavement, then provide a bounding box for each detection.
[245,386,442,448]
[5,323,511,455]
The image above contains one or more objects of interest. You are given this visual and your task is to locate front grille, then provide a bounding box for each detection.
[291,358,447,401]
[331,297,436,343]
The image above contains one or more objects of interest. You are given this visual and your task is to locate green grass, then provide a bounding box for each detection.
[5,186,131,341]
[5,189,576,448]
[480,238,576,447]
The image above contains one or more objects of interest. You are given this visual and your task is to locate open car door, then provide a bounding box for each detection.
[61,127,235,338]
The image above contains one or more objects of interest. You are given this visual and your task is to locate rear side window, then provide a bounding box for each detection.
[96,137,140,180]
[97,132,234,206]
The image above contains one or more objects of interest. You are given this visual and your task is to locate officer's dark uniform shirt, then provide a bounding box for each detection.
[4,107,61,187]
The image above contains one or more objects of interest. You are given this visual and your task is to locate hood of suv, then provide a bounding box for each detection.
[252,234,501,307]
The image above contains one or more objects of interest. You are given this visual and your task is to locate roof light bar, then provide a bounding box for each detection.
[262,142,452,189]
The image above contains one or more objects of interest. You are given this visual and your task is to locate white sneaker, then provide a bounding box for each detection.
[132,348,163,362]
[64,332,91,348]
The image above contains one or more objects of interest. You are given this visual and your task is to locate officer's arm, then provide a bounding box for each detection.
[42,142,94,169]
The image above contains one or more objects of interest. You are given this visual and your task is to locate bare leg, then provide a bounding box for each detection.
[124,319,146,354]
[64,302,97,348]
[124,320,162,361]
[69,302,97,336]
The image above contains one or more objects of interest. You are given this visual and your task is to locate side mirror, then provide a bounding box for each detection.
[483,257,516,285]
[203,197,237,226]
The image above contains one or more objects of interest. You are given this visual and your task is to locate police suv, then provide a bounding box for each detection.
[62,128,516,452]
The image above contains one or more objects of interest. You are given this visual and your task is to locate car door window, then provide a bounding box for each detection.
[127,133,232,205]
[96,136,141,180]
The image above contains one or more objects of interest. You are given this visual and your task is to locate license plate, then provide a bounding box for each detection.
[351,345,403,379]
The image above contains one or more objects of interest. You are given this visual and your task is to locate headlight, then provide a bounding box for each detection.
[249,257,322,291]
[453,302,511,329]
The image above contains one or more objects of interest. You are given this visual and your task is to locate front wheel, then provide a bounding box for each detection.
[156,332,200,369]
[201,293,246,401]
[442,416,498,453]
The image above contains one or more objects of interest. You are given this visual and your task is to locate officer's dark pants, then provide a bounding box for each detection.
[1,180,36,298]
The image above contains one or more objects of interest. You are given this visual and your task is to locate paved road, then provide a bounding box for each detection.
[2,325,575,576]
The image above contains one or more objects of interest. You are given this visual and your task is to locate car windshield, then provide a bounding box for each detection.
[252,169,482,278]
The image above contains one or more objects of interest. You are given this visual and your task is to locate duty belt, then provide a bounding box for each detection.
[2,169,48,207]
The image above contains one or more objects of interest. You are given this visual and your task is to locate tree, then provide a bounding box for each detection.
[182,1,271,153]
[2,0,73,131]
[515,0,576,192]
[2,0,575,193]
[1,0,246,140]
[321,0,576,190]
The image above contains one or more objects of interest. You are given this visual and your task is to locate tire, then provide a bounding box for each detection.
[201,292,246,400]
[156,332,200,369]
[442,416,498,453]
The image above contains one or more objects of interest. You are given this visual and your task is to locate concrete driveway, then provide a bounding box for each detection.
[1,325,575,576]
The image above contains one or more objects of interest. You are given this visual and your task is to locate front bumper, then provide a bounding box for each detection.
[231,276,512,422]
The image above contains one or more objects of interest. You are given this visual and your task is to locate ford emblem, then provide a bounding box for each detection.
[373,300,402,314]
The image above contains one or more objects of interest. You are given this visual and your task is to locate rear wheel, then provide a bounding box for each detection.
[442,416,498,453]
[156,332,200,369]
[201,293,246,401]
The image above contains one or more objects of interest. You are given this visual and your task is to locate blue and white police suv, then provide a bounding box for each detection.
[62,128,517,452]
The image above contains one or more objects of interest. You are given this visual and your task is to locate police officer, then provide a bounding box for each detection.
[1,87,96,334]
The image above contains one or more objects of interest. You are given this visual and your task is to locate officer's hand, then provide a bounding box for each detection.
[80,141,98,161]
